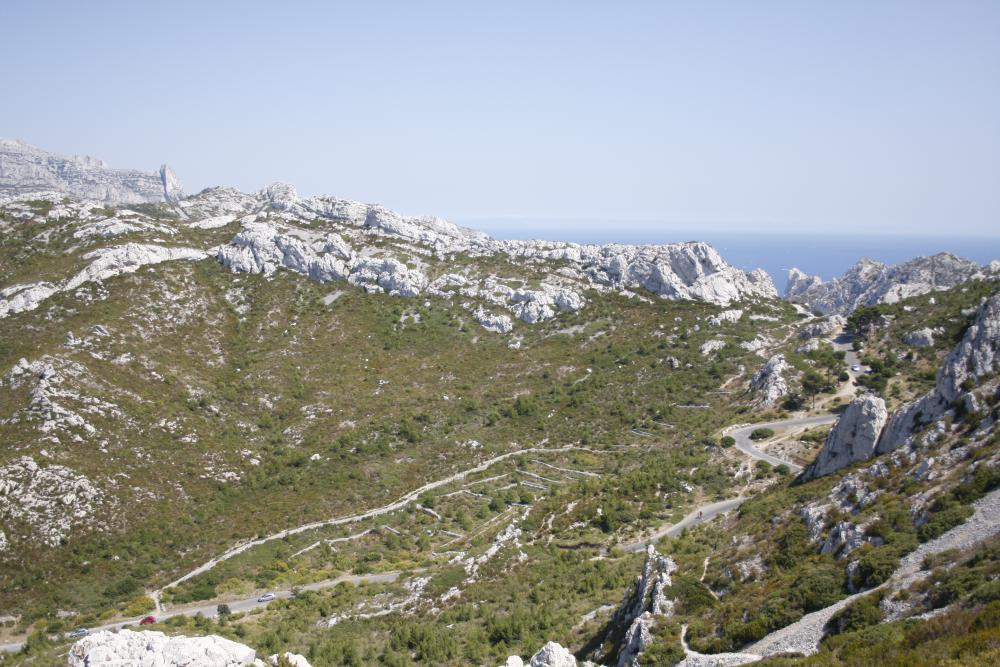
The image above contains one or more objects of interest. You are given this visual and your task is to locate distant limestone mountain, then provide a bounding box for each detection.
[0,138,182,205]
[785,253,999,315]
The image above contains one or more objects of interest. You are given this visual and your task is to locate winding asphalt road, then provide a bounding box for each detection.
[621,330,863,553]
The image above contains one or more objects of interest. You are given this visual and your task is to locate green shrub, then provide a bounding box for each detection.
[828,592,884,635]
[919,505,974,542]
[791,565,845,612]
[750,428,774,441]
[855,547,900,588]
[720,436,736,447]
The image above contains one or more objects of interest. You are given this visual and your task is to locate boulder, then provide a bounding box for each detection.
[68,630,269,667]
[798,395,888,481]
[529,641,577,667]
[750,355,790,407]
[903,328,937,347]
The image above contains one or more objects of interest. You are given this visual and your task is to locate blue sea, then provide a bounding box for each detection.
[459,220,1000,294]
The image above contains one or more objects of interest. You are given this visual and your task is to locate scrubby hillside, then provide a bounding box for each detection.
[2,144,998,666]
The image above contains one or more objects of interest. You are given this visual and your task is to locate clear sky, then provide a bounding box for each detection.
[2,1,998,235]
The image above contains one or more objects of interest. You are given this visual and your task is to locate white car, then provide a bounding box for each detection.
[257,592,276,603]
[851,365,861,372]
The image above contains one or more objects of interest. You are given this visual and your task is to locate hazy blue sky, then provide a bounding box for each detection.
[2,1,998,235]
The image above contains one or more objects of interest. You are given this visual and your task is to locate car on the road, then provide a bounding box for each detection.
[257,592,276,603]
[851,365,861,372]
[67,628,89,638]
[139,615,156,625]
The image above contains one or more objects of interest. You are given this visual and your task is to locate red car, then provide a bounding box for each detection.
[139,615,156,626]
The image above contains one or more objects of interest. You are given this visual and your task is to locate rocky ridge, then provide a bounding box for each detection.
[1,156,776,336]
[785,254,996,315]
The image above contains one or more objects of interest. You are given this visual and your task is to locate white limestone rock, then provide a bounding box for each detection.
[67,629,287,667]
[750,355,790,407]
[474,307,514,334]
[739,334,773,356]
[708,309,744,326]
[615,546,677,666]
[785,254,988,315]
[188,214,236,230]
[0,282,58,318]
[0,456,103,548]
[700,340,726,356]
[0,243,207,319]
[66,243,209,291]
[267,653,312,667]
[798,315,846,340]
[349,256,427,297]
[799,395,889,481]
[878,291,1000,454]
[0,138,182,204]
[72,217,177,239]
[528,641,577,667]
[903,327,937,348]
[785,268,824,302]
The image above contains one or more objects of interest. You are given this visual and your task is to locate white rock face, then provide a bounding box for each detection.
[188,214,236,229]
[616,546,677,667]
[67,629,299,667]
[878,292,1000,454]
[700,340,726,356]
[784,253,989,315]
[0,282,58,318]
[750,355,790,407]
[67,243,208,290]
[528,641,577,667]
[708,308,744,326]
[799,396,888,481]
[903,327,937,348]
[0,138,181,204]
[474,307,514,334]
[798,315,846,340]
[0,243,208,319]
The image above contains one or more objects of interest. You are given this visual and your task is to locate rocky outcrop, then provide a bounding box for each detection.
[708,309,744,326]
[473,307,514,334]
[903,327,938,348]
[798,396,888,482]
[0,243,208,319]
[700,340,726,356]
[785,254,993,315]
[750,355,790,407]
[68,629,312,666]
[614,546,676,666]
[0,456,103,548]
[800,292,1000,480]
[798,315,846,340]
[528,642,578,667]
[0,138,181,204]
[877,292,1000,454]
